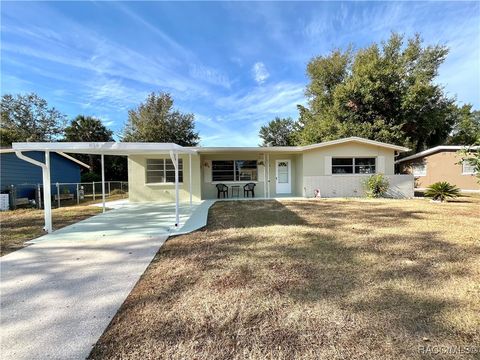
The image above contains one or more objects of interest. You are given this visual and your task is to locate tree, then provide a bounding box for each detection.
[447,105,480,145]
[64,115,115,176]
[259,117,296,146]
[123,92,199,146]
[297,33,457,152]
[0,93,66,146]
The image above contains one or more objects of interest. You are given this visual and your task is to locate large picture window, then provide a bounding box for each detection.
[146,158,183,184]
[212,160,258,181]
[332,157,376,174]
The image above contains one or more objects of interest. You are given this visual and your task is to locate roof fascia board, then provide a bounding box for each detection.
[395,145,478,163]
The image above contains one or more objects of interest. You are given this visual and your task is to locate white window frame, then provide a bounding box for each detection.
[211,160,258,183]
[412,163,427,177]
[331,157,376,175]
[462,160,477,175]
[145,158,183,184]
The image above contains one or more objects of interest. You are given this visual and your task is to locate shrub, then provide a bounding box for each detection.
[363,174,389,198]
[424,182,461,202]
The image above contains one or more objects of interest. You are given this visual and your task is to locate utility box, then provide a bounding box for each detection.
[0,194,9,211]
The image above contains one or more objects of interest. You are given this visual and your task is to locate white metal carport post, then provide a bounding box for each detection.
[15,150,53,233]
[169,150,180,227]
[101,154,106,213]
[189,154,192,207]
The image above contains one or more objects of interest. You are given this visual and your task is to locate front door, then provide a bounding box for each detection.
[275,160,291,194]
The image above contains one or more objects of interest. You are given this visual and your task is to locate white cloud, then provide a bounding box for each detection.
[189,65,230,88]
[252,62,270,84]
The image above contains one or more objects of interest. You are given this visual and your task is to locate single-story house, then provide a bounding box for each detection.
[127,136,413,201]
[0,149,90,201]
[11,137,413,232]
[396,146,479,192]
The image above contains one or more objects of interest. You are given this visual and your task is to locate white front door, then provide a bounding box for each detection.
[276,160,291,194]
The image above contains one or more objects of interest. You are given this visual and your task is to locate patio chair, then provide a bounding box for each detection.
[243,183,256,197]
[216,183,228,198]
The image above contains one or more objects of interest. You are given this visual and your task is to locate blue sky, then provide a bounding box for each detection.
[1,1,479,146]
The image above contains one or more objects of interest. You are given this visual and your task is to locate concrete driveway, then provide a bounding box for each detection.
[0,201,213,359]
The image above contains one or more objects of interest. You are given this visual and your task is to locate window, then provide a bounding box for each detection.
[354,158,376,174]
[462,160,477,175]
[332,157,376,174]
[146,158,183,184]
[212,160,258,182]
[332,158,353,174]
[412,163,426,177]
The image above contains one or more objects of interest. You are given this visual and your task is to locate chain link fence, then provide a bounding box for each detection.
[2,181,128,210]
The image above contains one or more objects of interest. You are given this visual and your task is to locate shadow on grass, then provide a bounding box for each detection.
[90,199,479,359]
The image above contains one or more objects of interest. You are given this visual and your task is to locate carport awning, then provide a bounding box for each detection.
[12,142,197,155]
[12,142,195,234]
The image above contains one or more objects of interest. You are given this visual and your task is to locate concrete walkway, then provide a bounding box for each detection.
[0,200,214,359]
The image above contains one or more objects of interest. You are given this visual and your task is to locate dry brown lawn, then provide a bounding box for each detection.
[90,197,480,360]
[0,206,102,256]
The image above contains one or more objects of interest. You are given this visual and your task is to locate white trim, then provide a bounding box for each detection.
[10,137,409,156]
[1,148,90,169]
[396,145,480,163]
[300,137,409,152]
[101,154,106,213]
[12,142,196,155]
[145,182,184,186]
[15,151,52,233]
[194,136,409,153]
[57,152,90,169]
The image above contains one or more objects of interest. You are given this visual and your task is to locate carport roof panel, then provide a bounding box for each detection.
[12,142,197,155]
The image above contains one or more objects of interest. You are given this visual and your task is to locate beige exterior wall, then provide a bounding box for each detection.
[128,154,202,202]
[400,150,480,190]
[302,142,396,176]
[127,143,406,202]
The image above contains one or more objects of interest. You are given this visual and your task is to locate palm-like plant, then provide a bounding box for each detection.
[424,182,461,202]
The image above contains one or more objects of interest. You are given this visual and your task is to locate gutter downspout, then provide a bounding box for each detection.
[15,151,53,233]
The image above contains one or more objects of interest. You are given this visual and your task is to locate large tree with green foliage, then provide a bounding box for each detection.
[123,92,199,146]
[447,105,480,145]
[259,117,296,146]
[296,33,458,152]
[0,93,66,146]
[63,115,122,179]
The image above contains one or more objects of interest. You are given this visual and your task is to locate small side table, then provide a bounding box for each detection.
[231,185,240,198]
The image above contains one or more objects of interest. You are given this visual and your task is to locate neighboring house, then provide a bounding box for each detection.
[0,149,90,200]
[396,146,479,192]
[128,137,413,201]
